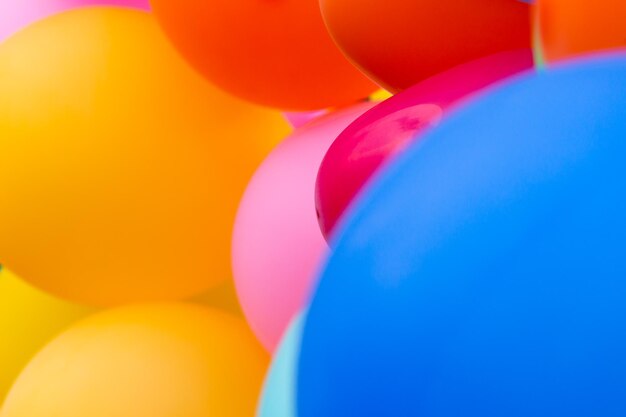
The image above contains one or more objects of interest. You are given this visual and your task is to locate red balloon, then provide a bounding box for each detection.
[320,0,531,92]
[315,50,534,240]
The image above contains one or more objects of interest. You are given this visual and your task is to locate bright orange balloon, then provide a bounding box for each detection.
[320,0,531,92]
[0,8,290,306]
[538,0,626,63]
[1,304,269,417]
[149,0,377,111]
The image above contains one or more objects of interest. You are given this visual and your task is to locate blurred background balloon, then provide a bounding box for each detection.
[369,89,394,102]
[1,304,268,417]
[0,8,290,306]
[282,90,391,128]
[149,0,377,110]
[319,0,531,92]
[532,4,547,69]
[538,0,626,64]
[0,267,95,406]
[283,110,327,129]
[189,279,243,317]
[233,102,375,351]
[316,50,533,240]
[0,0,149,43]
[256,313,304,417]
[299,53,626,417]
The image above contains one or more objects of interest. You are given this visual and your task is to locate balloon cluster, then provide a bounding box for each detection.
[1,0,625,416]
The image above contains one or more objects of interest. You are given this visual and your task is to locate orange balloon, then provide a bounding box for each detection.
[320,0,531,92]
[1,304,268,417]
[149,0,377,111]
[190,279,244,317]
[538,0,626,63]
[0,8,290,306]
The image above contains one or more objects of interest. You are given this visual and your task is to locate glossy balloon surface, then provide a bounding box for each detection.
[300,53,626,417]
[150,0,377,110]
[0,0,149,42]
[0,8,290,306]
[316,50,533,239]
[0,267,94,405]
[233,103,374,351]
[2,304,268,417]
[320,0,531,91]
[539,0,626,63]
[256,314,304,417]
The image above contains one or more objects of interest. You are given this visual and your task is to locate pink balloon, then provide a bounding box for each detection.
[282,110,327,129]
[0,0,149,42]
[315,49,534,240]
[232,102,375,352]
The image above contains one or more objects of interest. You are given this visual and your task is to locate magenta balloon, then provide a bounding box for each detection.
[0,0,149,42]
[315,49,534,240]
[232,102,375,352]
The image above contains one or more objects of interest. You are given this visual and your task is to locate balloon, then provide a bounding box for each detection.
[149,0,377,111]
[282,90,392,128]
[320,0,531,92]
[315,50,533,239]
[0,8,290,306]
[369,89,393,102]
[532,5,547,69]
[0,0,149,43]
[233,102,375,351]
[539,0,626,64]
[2,304,268,417]
[283,110,327,129]
[256,313,304,417]
[189,279,244,317]
[0,267,94,405]
[298,53,626,417]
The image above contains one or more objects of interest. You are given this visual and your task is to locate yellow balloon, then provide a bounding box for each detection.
[369,89,393,101]
[0,8,290,306]
[0,267,94,405]
[1,304,269,417]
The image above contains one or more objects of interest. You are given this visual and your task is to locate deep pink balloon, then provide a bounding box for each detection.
[315,49,534,240]
[0,0,149,42]
[232,102,375,352]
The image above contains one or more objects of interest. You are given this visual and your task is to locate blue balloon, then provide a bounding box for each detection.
[298,53,626,417]
[257,313,304,417]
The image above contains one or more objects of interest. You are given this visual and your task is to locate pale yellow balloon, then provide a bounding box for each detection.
[0,267,94,405]
[1,304,269,417]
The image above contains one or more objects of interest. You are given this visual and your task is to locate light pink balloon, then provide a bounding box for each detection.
[232,102,375,352]
[0,0,149,43]
[282,110,327,129]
